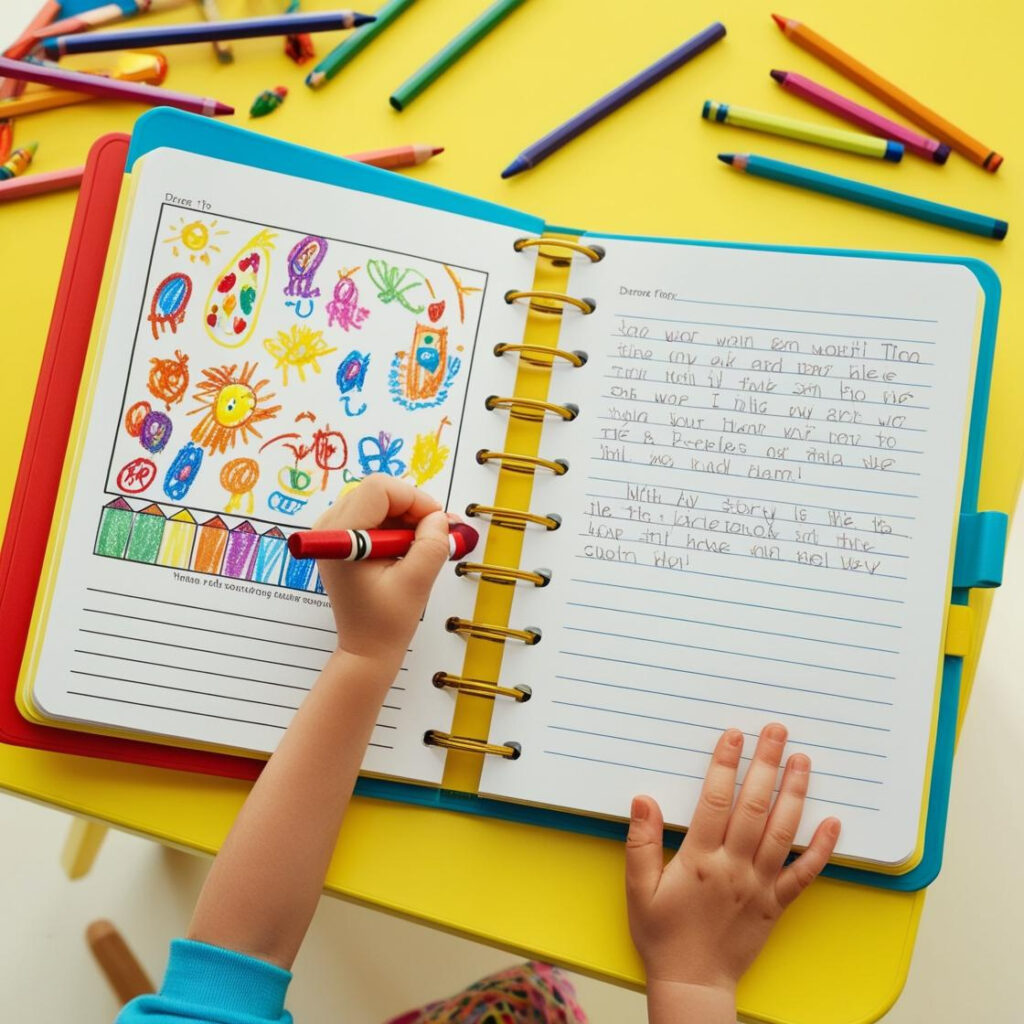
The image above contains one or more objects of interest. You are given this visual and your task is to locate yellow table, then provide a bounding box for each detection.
[1,2,1020,1021]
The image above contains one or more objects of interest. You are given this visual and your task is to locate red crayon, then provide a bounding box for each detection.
[288,523,479,561]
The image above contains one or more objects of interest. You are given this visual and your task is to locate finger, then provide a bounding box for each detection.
[775,817,841,908]
[753,753,810,879]
[395,510,451,599]
[625,795,665,906]
[315,475,440,531]
[684,729,744,852]
[723,722,788,860]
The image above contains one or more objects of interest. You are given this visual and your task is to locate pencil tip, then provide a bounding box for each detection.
[501,156,527,179]
[717,153,735,165]
[771,13,789,30]
[769,69,786,83]
[431,146,444,156]
[305,71,324,89]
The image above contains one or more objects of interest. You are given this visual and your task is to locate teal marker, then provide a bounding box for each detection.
[719,153,1007,240]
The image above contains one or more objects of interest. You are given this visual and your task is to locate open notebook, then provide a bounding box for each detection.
[17,111,996,875]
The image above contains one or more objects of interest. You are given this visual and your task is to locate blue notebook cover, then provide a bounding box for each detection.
[126,109,1004,892]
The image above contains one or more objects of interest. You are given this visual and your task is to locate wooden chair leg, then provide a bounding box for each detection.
[87,920,156,1005]
[60,817,108,879]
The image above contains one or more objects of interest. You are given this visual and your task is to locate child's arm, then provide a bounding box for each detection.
[186,476,451,970]
[626,724,841,1024]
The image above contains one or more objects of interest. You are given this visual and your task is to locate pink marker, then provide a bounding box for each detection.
[770,69,950,164]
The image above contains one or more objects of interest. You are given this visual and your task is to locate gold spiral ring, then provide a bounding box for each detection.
[464,504,562,531]
[432,672,532,702]
[476,450,569,476]
[485,395,579,422]
[504,289,596,315]
[423,730,521,759]
[513,237,606,264]
[445,617,542,645]
[493,342,588,367]
[454,563,551,587]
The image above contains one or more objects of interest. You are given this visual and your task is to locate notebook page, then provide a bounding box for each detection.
[482,238,980,865]
[26,148,533,784]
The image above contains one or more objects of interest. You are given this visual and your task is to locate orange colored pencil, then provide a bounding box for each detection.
[0,164,83,202]
[0,120,12,162]
[3,0,61,60]
[345,143,443,170]
[772,14,1002,172]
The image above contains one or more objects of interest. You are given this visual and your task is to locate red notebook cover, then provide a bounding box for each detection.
[0,133,261,782]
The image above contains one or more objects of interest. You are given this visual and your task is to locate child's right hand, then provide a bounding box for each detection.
[625,723,840,1020]
[312,475,452,670]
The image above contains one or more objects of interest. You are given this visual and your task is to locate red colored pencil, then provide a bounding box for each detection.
[288,524,479,561]
[0,56,233,117]
[346,143,443,170]
[0,165,84,203]
[3,0,60,60]
[0,120,12,163]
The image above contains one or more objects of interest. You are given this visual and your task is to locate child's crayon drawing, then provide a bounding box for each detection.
[124,401,151,438]
[367,259,427,314]
[205,229,276,347]
[221,457,260,514]
[326,268,370,331]
[147,350,190,409]
[443,264,482,323]
[163,442,204,501]
[284,235,328,298]
[148,273,192,339]
[357,431,406,477]
[139,410,172,454]
[263,325,337,386]
[388,324,461,410]
[116,457,157,494]
[260,411,348,494]
[163,215,228,264]
[189,362,281,456]
[335,350,370,416]
[156,509,197,569]
[405,417,451,486]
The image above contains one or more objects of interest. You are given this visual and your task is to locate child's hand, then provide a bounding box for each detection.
[313,475,451,668]
[626,723,840,1014]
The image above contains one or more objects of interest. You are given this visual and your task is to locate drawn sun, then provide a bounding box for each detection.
[162,216,229,265]
[189,362,282,456]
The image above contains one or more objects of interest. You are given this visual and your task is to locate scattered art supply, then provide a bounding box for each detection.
[200,0,235,64]
[389,0,526,111]
[0,141,37,180]
[718,152,1008,239]
[283,0,316,64]
[0,164,84,203]
[28,0,152,41]
[306,0,417,89]
[42,10,376,58]
[0,120,11,163]
[2,0,60,61]
[0,56,233,117]
[770,70,949,164]
[287,523,479,560]
[702,99,902,161]
[771,13,1002,171]
[501,21,726,178]
[250,85,288,118]
[346,143,443,169]
[0,51,169,118]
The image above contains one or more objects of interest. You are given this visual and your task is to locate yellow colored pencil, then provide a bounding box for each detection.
[702,100,903,162]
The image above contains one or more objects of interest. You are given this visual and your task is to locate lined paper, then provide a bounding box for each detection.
[483,238,980,865]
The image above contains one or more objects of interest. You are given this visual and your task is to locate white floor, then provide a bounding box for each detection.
[3,499,1022,1023]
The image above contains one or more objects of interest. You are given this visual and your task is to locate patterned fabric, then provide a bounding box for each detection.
[385,962,588,1024]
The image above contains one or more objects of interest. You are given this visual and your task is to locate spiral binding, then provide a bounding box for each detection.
[429,233,600,762]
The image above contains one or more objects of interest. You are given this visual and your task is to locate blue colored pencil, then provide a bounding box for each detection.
[502,21,726,178]
[719,153,1007,240]
[42,10,375,58]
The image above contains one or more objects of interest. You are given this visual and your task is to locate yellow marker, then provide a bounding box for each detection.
[702,100,903,162]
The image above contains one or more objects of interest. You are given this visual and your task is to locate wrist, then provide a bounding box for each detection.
[318,648,400,695]
[646,979,736,1024]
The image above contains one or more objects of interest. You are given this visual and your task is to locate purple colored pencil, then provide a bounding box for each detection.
[501,21,726,178]
[0,55,232,116]
[770,69,949,165]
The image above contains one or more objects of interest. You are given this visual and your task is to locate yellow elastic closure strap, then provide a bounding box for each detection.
[513,236,606,264]
[464,504,562,531]
[493,342,588,367]
[504,289,596,315]
[944,604,973,658]
[445,617,541,645]
[454,562,551,587]
[424,730,521,759]
[485,395,579,422]
[432,672,532,702]
[476,449,569,475]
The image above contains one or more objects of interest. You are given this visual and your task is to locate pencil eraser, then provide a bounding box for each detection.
[984,152,1004,173]
[884,140,903,162]
[992,220,1008,241]
[934,143,951,164]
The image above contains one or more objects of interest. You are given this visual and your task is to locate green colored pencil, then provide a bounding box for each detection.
[389,0,526,111]
[307,0,417,89]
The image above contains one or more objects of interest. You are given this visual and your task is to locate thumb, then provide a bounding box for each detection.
[625,795,665,906]
[397,510,451,599]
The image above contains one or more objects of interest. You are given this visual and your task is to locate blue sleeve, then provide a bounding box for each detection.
[117,939,293,1024]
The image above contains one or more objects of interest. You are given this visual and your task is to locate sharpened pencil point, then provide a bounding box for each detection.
[431,146,444,156]
[501,155,528,179]
[305,70,325,90]
[769,69,786,83]
[717,153,735,165]
[771,13,789,31]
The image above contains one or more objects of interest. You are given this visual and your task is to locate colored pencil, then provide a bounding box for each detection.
[771,13,1001,172]
[0,56,233,117]
[0,164,83,202]
[390,0,526,111]
[770,70,949,165]
[0,141,37,180]
[502,21,726,178]
[2,0,60,60]
[288,524,479,561]
[307,0,416,89]
[29,1,150,42]
[0,120,12,162]
[199,0,235,65]
[702,99,901,161]
[346,143,443,169]
[42,10,375,58]
[719,152,1007,240]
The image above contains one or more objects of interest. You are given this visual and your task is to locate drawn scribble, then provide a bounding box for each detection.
[259,411,348,493]
[285,298,315,319]
[116,457,157,494]
[284,235,328,298]
[205,229,277,348]
[268,490,307,515]
[162,216,228,264]
[406,416,451,486]
[140,410,172,453]
[358,431,406,477]
[335,350,370,416]
[326,268,369,331]
[388,324,461,410]
[427,299,446,323]
[221,457,260,515]
[189,362,281,456]
[263,325,337,386]
[443,264,482,323]
[149,272,192,339]
[124,401,151,437]
[147,349,190,409]
[367,259,426,314]
[162,442,204,501]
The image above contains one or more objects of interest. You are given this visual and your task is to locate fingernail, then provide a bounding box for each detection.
[445,511,464,524]
[828,819,841,837]
[789,754,810,773]
[766,723,786,742]
[728,730,743,747]
[631,797,648,821]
